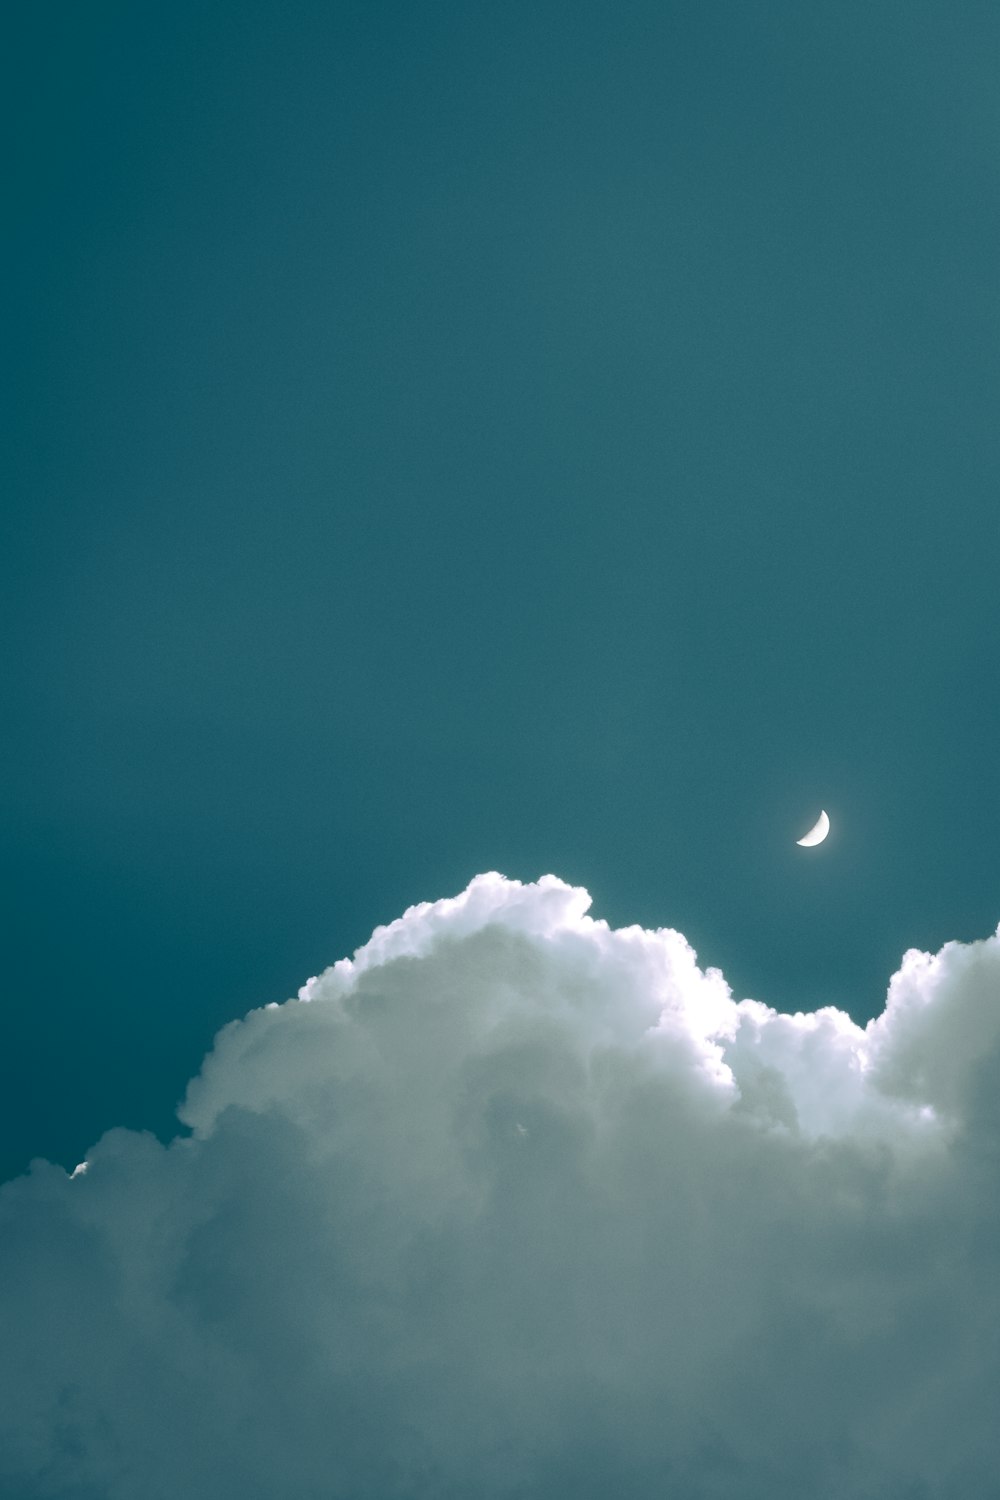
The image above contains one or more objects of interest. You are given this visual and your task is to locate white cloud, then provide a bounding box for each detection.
[2,873,1000,1498]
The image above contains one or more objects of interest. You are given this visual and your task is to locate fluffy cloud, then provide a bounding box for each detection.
[3,873,1000,1499]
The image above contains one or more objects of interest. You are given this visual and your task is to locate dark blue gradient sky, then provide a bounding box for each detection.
[4,0,999,1181]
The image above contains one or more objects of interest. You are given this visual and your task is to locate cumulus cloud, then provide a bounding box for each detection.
[3,873,1000,1499]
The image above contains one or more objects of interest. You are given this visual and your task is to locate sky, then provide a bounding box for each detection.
[3,3,1000,1490]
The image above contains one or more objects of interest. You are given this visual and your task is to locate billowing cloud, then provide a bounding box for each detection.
[3,873,1000,1498]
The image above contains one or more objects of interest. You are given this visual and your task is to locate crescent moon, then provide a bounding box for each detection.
[796,810,830,847]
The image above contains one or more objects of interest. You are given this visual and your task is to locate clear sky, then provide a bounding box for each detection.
[4,0,999,1193]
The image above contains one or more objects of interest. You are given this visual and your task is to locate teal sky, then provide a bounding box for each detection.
[4,0,999,1183]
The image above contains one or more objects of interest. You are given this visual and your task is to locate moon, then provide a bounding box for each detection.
[796,810,830,847]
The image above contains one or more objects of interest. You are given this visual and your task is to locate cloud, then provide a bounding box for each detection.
[2,872,1000,1499]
